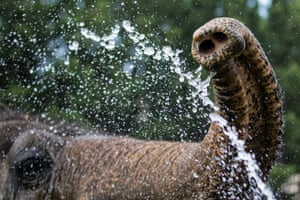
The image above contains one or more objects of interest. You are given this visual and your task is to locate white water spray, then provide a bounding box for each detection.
[210,113,275,200]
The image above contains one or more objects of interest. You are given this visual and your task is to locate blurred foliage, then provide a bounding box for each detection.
[270,164,298,199]
[1,0,300,199]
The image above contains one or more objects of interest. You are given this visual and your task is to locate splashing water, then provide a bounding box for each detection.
[210,113,275,200]
[76,20,274,199]
[77,20,213,113]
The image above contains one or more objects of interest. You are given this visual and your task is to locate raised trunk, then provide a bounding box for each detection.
[192,17,283,175]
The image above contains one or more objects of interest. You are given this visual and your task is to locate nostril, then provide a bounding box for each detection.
[212,32,228,42]
[198,40,215,54]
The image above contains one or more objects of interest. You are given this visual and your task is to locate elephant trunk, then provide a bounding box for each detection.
[192,17,283,174]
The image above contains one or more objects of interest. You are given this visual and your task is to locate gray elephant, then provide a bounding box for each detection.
[0,18,283,199]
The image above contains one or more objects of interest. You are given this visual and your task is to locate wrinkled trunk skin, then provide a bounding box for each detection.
[192,17,283,175]
[0,17,283,199]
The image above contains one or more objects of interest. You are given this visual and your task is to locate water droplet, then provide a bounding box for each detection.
[193,172,200,179]
[122,20,135,33]
[179,76,184,82]
[144,47,155,56]
[80,28,100,42]
[69,41,79,52]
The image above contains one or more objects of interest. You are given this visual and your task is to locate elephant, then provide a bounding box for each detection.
[0,17,283,199]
